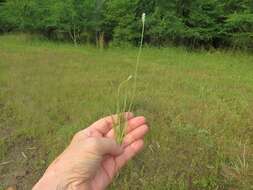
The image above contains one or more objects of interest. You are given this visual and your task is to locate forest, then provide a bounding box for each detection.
[0,0,253,49]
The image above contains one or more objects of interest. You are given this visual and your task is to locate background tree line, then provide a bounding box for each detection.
[0,0,252,50]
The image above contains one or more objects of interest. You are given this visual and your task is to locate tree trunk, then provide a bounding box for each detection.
[95,31,99,48]
[73,24,77,47]
[69,24,77,47]
[99,31,104,49]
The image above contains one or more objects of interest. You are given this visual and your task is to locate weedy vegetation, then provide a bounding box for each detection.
[0,34,253,190]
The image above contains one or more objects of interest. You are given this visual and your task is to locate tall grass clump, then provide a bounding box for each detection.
[113,13,146,144]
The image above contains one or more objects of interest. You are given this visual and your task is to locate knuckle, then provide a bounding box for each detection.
[73,131,83,140]
[127,134,134,143]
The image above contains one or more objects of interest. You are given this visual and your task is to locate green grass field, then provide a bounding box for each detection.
[0,34,253,190]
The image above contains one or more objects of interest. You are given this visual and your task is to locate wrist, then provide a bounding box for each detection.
[33,171,86,190]
[33,170,59,190]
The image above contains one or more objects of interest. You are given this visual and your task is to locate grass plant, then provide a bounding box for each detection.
[113,13,146,144]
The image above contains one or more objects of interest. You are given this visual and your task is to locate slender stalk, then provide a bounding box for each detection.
[114,13,146,144]
[116,76,132,116]
[128,13,145,112]
[114,76,132,144]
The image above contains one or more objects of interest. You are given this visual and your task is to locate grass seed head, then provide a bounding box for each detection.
[142,13,146,23]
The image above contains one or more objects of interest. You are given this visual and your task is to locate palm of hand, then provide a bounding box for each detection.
[62,113,148,190]
[87,117,148,190]
[82,114,148,190]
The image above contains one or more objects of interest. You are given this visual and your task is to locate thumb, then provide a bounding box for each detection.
[90,138,123,156]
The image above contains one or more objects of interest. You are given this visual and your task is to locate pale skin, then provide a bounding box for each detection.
[33,113,149,190]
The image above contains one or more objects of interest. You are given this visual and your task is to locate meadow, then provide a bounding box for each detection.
[0,34,253,190]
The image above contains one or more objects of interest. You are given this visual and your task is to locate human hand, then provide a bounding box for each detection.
[33,113,149,190]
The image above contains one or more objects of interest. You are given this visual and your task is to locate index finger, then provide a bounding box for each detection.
[89,112,134,136]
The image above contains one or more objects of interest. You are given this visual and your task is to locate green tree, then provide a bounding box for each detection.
[56,0,97,46]
[0,0,252,49]
[225,12,253,49]
[103,0,140,45]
